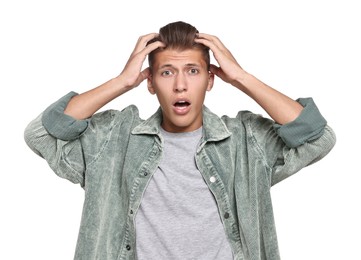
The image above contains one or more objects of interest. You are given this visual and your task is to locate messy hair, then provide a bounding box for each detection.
[147,21,210,71]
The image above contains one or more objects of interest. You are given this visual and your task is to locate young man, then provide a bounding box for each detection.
[25,21,336,260]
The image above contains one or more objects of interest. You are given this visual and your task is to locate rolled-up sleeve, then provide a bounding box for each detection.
[242,97,336,185]
[24,92,87,186]
[42,91,89,141]
[273,98,327,148]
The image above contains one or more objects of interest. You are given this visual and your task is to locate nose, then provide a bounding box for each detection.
[174,73,187,92]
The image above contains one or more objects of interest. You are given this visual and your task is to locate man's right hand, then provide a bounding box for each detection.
[64,33,164,120]
[117,33,165,91]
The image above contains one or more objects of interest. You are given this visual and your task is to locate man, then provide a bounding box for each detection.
[25,21,336,260]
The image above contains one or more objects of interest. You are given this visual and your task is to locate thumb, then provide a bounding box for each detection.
[132,68,151,88]
[210,64,225,79]
[209,64,220,75]
[140,67,151,81]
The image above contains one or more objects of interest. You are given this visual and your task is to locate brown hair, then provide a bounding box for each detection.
[147,21,210,71]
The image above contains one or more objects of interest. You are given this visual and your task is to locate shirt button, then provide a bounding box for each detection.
[143,172,148,176]
[210,176,216,183]
[126,245,131,251]
[224,212,230,219]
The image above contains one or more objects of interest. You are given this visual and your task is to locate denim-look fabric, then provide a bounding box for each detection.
[24,92,336,260]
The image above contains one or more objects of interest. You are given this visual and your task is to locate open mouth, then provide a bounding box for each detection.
[174,101,191,108]
[173,99,191,115]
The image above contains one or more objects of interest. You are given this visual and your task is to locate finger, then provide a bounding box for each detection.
[195,36,227,59]
[140,67,151,80]
[209,64,220,74]
[139,40,166,57]
[197,38,237,66]
[131,67,151,88]
[196,33,236,59]
[209,64,224,78]
[132,33,160,54]
[196,33,227,51]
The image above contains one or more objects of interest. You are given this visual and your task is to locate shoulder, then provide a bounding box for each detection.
[220,110,273,133]
[86,105,144,135]
[92,105,141,123]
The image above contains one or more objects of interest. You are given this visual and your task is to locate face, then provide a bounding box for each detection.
[147,48,214,133]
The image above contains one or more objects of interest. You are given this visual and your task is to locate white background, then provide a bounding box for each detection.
[1,0,360,259]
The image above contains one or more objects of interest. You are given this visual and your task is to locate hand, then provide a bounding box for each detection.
[63,33,165,120]
[196,33,303,124]
[117,33,165,91]
[195,33,247,88]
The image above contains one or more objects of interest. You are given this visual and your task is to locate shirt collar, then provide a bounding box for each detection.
[131,106,231,142]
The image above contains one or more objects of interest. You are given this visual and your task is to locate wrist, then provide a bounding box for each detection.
[232,70,252,91]
[111,75,134,95]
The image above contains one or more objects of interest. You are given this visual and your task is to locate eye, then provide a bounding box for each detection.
[188,68,199,75]
[161,70,173,76]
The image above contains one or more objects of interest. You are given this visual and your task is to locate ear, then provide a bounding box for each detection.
[147,74,156,95]
[206,71,215,92]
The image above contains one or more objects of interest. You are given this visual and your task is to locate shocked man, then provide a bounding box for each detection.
[25,21,336,260]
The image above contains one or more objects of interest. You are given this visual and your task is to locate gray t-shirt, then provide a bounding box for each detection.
[135,127,233,259]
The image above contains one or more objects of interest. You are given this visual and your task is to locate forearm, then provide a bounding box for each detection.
[64,75,131,120]
[234,71,303,125]
[64,33,164,120]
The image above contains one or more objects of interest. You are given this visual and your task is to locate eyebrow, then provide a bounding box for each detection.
[159,63,201,69]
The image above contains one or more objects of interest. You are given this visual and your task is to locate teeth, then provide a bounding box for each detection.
[175,101,187,105]
[175,100,189,107]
